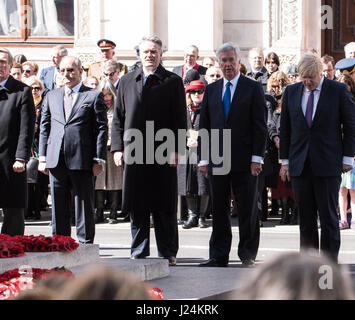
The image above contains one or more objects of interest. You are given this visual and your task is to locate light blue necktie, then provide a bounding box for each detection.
[223,81,232,117]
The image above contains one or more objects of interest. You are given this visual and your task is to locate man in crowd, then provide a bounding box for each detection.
[10,63,22,82]
[40,45,68,90]
[321,54,336,80]
[173,45,207,80]
[111,35,186,266]
[103,59,121,90]
[0,48,35,236]
[344,42,355,58]
[280,54,355,262]
[88,39,118,81]
[205,66,222,84]
[22,61,38,79]
[198,42,267,268]
[246,47,269,92]
[39,56,108,244]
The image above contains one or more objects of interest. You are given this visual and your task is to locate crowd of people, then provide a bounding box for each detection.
[0,37,354,267]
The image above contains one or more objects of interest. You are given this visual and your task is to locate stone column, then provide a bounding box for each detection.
[163,0,223,68]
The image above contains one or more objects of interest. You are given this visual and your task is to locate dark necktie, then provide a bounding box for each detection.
[305,90,315,127]
[223,81,232,117]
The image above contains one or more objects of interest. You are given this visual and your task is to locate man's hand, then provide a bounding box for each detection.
[251,162,262,176]
[13,160,26,173]
[169,152,179,167]
[280,165,290,182]
[343,164,354,173]
[113,151,124,167]
[187,137,198,148]
[273,136,280,149]
[93,162,104,177]
[198,165,209,178]
[38,162,49,175]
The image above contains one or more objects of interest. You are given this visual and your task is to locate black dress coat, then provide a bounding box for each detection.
[111,65,187,213]
[177,107,209,196]
[0,76,36,208]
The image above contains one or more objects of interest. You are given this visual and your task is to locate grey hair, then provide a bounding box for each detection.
[104,59,121,72]
[139,35,163,51]
[216,42,240,61]
[60,56,82,70]
[0,47,13,65]
[52,45,68,57]
[98,78,117,101]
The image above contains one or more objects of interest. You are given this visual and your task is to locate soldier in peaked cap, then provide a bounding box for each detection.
[335,58,355,82]
[88,39,117,81]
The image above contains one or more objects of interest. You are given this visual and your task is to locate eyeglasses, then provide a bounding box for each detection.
[190,90,204,95]
[31,86,41,91]
[271,85,280,89]
[60,68,75,73]
[207,74,221,78]
[103,71,116,77]
[23,70,31,74]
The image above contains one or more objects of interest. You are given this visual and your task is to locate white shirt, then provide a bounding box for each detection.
[281,77,353,167]
[199,72,263,167]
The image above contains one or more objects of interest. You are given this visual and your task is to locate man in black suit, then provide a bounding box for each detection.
[280,54,355,262]
[0,48,35,236]
[246,47,269,92]
[198,43,268,267]
[103,59,121,90]
[173,45,207,81]
[111,35,186,266]
[39,56,108,244]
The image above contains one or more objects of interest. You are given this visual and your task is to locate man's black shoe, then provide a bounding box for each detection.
[199,258,228,267]
[164,256,177,266]
[241,259,255,268]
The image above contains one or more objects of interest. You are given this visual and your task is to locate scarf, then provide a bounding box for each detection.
[188,103,202,124]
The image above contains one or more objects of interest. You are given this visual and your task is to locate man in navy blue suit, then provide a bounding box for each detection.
[39,56,108,244]
[40,46,68,90]
[280,54,355,262]
[198,43,267,268]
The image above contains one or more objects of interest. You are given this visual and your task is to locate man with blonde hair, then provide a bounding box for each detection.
[344,42,355,58]
[279,53,355,262]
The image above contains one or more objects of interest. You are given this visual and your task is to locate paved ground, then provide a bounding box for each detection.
[2,210,355,300]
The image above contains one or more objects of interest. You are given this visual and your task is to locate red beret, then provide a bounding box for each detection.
[185,80,206,93]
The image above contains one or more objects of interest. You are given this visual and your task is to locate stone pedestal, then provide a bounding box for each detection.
[0,244,100,274]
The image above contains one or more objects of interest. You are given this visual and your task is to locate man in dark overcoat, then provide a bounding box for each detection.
[111,36,187,266]
[0,48,35,236]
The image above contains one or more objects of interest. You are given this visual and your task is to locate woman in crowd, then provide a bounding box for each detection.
[94,79,123,224]
[337,74,355,229]
[267,71,297,224]
[177,80,209,229]
[23,76,49,220]
[265,52,280,75]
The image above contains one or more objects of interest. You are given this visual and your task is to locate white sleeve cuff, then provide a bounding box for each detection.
[251,156,264,164]
[343,156,354,166]
[198,160,209,167]
[281,159,289,166]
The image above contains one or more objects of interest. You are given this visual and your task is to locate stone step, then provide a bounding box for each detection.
[71,258,170,282]
[0,244,100,274]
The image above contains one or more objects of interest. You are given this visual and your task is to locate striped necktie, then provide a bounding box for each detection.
[64,89,73,121]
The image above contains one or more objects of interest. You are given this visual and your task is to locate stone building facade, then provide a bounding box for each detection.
[0,0,349,73]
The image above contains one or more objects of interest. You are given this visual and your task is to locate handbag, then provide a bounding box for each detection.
[26,150,39,183]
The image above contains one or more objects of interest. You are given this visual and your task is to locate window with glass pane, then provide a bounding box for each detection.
[0,0,74,40]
